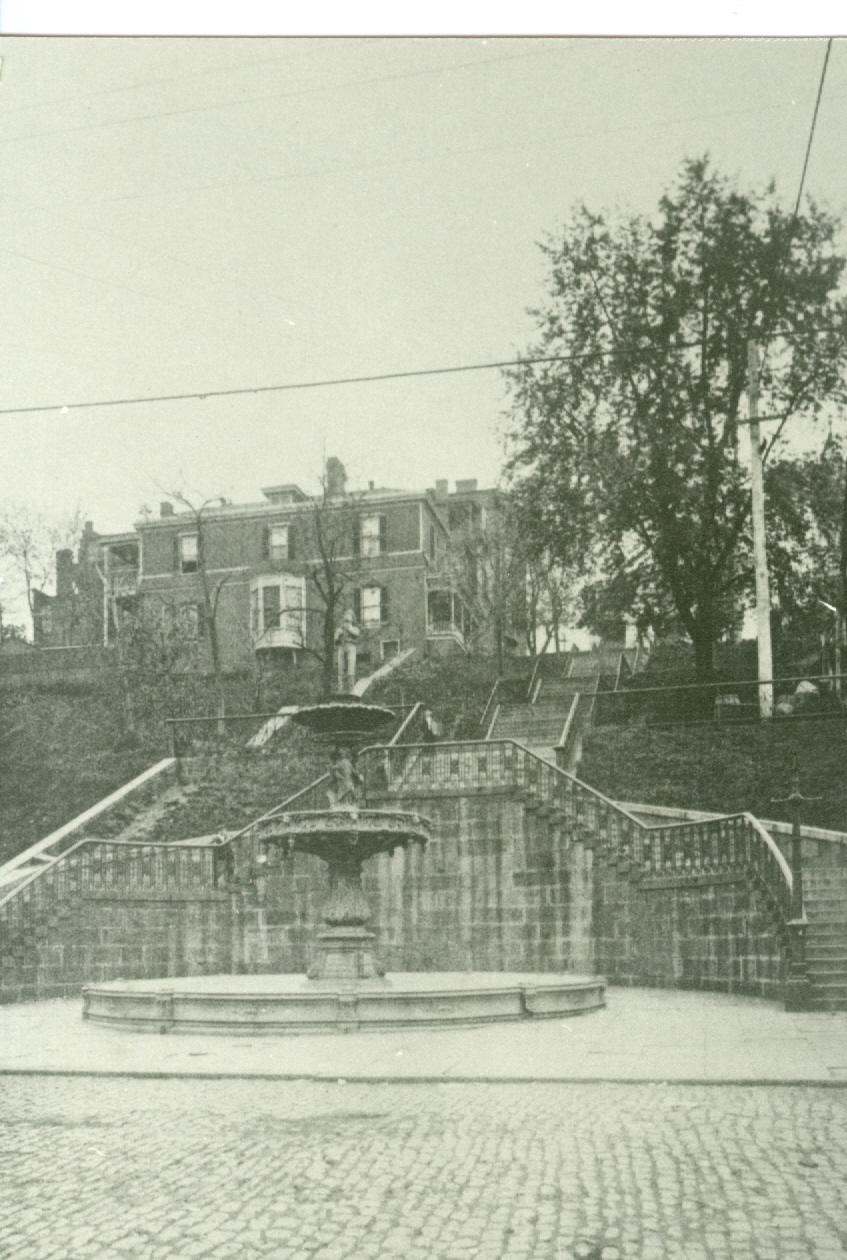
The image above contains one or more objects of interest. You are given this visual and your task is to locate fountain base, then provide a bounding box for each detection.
[307,926,386,982]
[82,971,606,1035]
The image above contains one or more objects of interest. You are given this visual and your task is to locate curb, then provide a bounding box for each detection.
[1,1069,846,1086]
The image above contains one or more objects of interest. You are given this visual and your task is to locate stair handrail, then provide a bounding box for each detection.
[525,654,544,702]
[479,678,500,732]
[217,773,332,848]
[390,701,426,745]
[359,737,793,927]
[557,674,601,771]
[613,651,631,693]
[485,702,501,741]
[556,692,581,751]
[0,757,178,884]
[0,769,336,916]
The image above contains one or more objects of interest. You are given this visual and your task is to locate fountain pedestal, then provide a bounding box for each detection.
[308,849,384,981]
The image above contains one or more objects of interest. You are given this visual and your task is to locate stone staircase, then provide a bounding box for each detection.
[488,647,636,767]
[615,800,847,1012]
[804,864,847,1011]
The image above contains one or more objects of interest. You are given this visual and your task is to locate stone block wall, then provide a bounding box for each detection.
[592,863,784,999]
[0,844,232,1002]
[241,789,593,976]
[1,769,791,1002]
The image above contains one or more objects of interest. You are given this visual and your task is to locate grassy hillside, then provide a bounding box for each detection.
[579,718,847,832]
[0,681,160,864]
[0,650,502,867]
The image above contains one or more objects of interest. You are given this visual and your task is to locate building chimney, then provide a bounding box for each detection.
[160,501,174,517]
[455,479,478,494]
[435,479,448,503]
[56,549,74,599]
[326,457,347,499]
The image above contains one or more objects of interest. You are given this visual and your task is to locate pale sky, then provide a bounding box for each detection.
[0,35,843,548]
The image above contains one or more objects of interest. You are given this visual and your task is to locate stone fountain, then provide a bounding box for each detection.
[271,701,430,984]
[82,700,606,1034]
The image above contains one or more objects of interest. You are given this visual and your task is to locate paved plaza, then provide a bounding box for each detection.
[2,988,847,1259]
[1,1076,847,1260]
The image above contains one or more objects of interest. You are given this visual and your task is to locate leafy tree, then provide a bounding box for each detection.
[765,431,847,663]
[506,157,847,681]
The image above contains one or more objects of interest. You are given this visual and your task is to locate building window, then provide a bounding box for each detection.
[360,514,385,558]
[250,576,306,645]
[427,588,465,639]
[266,523,289,562]
[179,534,198,573]
[177,603,203,640]
[381,639,400,661]
[360,585,383,625]
[355,585,390,627]
[262,584,281,632]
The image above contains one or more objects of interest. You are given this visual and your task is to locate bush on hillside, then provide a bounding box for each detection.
[368,652,501,740]
[579,718,847,832]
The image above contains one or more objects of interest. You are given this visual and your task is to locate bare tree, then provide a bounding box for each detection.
[162,488,233,724]
[292,480,362,696]
[0,505,83,638]
[445,491,528,671]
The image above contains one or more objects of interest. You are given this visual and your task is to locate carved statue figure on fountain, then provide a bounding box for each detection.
[327,746,362,810]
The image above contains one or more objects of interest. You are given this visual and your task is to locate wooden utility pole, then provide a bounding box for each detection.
[748,340,773,718]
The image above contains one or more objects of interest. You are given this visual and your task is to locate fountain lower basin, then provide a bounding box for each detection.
[82,971,606,1035]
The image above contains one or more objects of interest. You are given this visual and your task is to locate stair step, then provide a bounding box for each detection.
[809,983,847,998]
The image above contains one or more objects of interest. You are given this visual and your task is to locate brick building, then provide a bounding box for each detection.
[34,462,520,678]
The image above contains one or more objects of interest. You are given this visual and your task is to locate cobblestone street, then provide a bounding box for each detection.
[1,1078,846,1260]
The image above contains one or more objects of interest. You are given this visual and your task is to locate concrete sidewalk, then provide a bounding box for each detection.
[1,986,846,1083]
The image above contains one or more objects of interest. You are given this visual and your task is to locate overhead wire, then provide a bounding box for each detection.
[0,45,573,150]
[0,326,840,420]
[0,43,842,425]
[0,341,705,417]
[758,38,834,462]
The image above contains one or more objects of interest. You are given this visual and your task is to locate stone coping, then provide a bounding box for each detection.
[81,972,606,1036]
[84,971,601,995]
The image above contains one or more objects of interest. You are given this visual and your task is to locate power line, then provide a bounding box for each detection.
[762,38,834,462]
[791,38,833,227]
[0,340,709,418]
[0,47,570,151]
[0,317,843,419]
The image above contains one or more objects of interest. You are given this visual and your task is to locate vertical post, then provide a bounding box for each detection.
[836,615,843,701]
[784,788,809,1012]
[789,789,804,923]
[748,340,773,718]
[774,775,816,1012]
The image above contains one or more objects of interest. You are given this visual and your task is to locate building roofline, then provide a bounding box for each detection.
[134,486,461,530]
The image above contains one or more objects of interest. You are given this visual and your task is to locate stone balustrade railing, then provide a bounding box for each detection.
[0,837,220,931]
[357,739,794,929]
